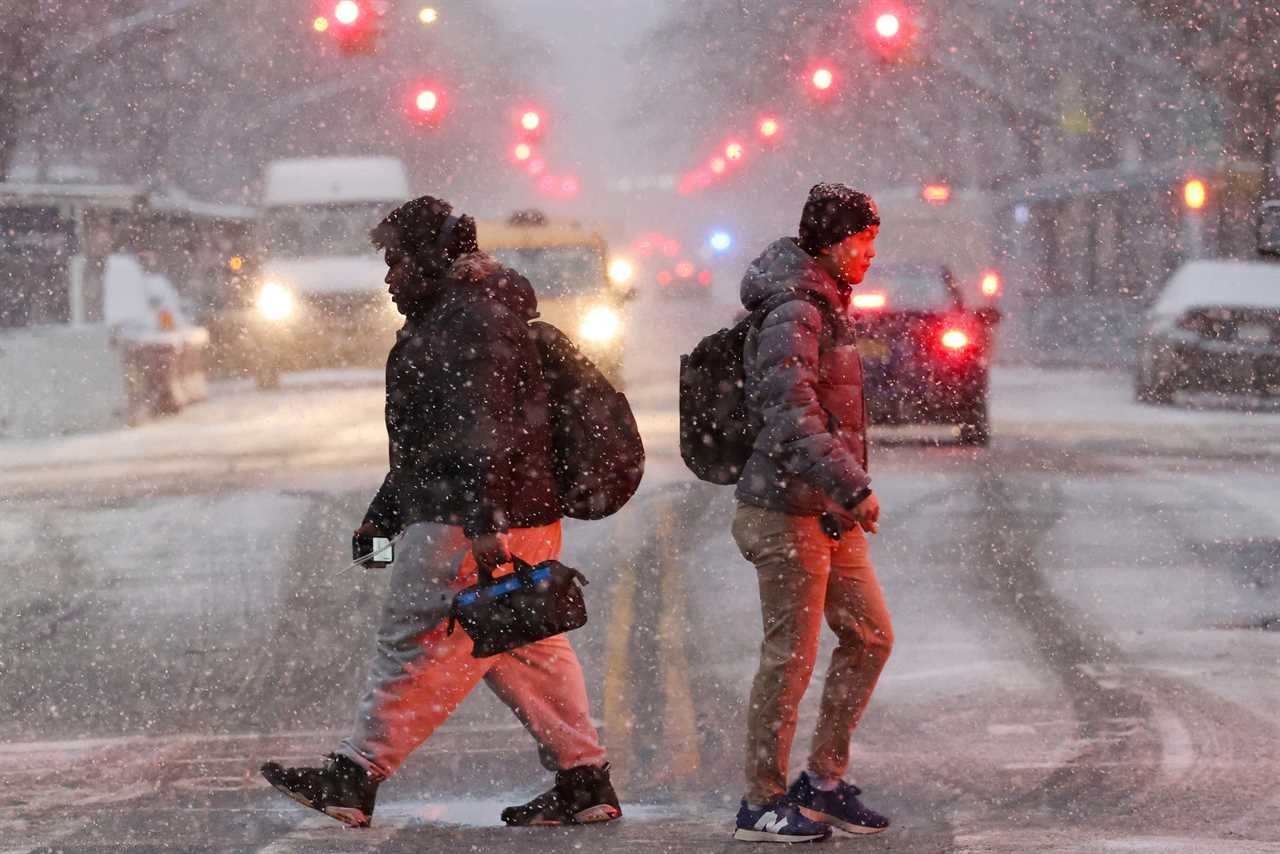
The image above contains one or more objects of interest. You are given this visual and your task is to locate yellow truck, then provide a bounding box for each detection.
[476,211,632,386]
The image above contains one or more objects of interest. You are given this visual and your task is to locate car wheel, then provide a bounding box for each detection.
[1134,349,1175,405]
[255,368,280,390]
[957,400,990,446]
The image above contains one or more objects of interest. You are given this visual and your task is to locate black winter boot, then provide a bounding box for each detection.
[500,763,622,826]
[260,753,379,828]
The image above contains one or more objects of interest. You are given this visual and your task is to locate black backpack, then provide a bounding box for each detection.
[679,291,831,484]
[530,320,645,519]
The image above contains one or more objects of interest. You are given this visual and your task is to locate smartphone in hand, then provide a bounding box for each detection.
[353,534,395,568]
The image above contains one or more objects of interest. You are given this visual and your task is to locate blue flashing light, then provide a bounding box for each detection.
[709,230,733,252]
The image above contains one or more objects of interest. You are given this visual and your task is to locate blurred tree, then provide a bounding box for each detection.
[3,0,550,206]
[0,0,215,180]
[640,0,1211,191]
[1129,1,1280,164]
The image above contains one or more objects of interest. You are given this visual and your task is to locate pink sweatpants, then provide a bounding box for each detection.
[338,522,607,780]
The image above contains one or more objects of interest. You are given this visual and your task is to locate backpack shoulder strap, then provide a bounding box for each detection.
[752,290,839,334]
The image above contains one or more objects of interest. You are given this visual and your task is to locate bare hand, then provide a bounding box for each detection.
[851,492,880,535]
[470,532,513,573]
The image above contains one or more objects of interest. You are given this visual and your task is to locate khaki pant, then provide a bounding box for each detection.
[338,522,607,780]
[732,503,894,804]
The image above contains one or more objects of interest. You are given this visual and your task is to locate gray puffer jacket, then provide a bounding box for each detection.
[735,237,870,525]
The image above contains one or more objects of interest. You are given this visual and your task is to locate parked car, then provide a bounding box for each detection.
[850,263,1000,445]
[1135,260,1280,404]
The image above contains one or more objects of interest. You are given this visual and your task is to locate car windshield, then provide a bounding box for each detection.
[859,264,955,311]
[261,204,388,257]
[488,245,605,298]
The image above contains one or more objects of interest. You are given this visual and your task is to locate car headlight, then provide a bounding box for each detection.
[607,257,635,286]
[256,281,295,322]
[579,305,622,344]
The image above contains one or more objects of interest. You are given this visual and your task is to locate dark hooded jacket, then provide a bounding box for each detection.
[363,252,560,538]
[736,237,871,526]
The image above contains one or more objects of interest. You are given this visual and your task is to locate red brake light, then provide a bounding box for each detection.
[852,292,887,310]
[941,329,970,350]
[656,270,672,286]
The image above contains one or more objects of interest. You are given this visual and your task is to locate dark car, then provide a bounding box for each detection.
[1135,260,1280,404]
[849,263,1000,445]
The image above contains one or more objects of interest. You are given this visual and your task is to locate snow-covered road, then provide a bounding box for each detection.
[2,297,1279,852]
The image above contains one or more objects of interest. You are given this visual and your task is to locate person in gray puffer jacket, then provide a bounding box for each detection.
[729,183,895,843]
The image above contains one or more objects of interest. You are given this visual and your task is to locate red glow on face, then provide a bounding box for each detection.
[697,270,712,286]
[675,261,695,278]
[656,271,672,286]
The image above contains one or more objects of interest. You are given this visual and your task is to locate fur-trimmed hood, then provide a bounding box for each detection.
[448,251,539,321]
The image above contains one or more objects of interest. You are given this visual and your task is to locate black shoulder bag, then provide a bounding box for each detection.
[447,557,589,658]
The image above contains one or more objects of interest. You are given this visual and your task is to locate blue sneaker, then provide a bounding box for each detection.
[733,799,831,843]
[787,772,889,835]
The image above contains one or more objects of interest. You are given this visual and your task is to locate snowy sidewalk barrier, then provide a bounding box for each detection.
[118,326,209,426]
[0,323,209,439]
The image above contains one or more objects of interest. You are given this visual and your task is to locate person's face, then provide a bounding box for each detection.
[384,247,419,313]
[822,225,878,285]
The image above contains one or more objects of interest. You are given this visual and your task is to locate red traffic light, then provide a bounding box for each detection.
[520,110,542,132]
[758,116,781,140]
[866,5,914,60]
[326,0,382,55]
[810,66,835,92]
[407,84,446,125]
[334,0,360,25]
[874,12,900,38]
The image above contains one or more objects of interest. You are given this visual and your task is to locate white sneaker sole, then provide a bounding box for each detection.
[732,828,829,843]
[574,804,622,823]
[798,806,887,835]
[266,780,371,828]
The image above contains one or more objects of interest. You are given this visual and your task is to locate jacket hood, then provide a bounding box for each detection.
[740,237,844,313]
[448,251,540,321]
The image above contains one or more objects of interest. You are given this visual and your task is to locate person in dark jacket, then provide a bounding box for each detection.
[260,196,620,829]
[730,184,894,843]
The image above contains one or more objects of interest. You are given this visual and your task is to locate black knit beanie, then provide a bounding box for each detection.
[369,195,479,277]
[798,183,880,255]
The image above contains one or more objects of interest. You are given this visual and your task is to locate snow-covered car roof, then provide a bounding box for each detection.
[263,157,409,207]
[1152,260,1280,320]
